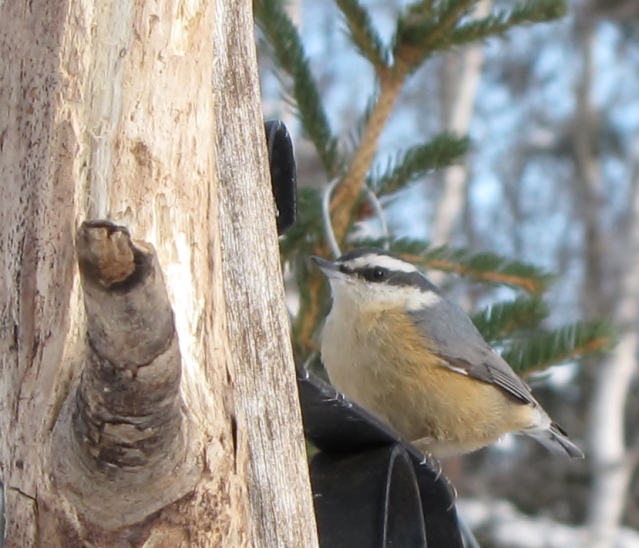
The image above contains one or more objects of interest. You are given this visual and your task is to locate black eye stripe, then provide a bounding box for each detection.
[337,261,441,293]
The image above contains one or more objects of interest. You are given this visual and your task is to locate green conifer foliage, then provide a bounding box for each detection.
[255,0,613,376]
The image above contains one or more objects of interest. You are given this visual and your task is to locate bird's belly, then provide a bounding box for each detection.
[392,369,532,457]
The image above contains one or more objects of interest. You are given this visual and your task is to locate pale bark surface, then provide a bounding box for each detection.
[572,20,639,548]
[213,1,319,546]
[0,0,317,546]
[585,139,639,548]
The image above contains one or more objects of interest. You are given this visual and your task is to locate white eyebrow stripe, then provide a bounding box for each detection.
[348,254,418,273]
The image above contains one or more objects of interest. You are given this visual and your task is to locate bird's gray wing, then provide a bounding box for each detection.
[409,300,536,406]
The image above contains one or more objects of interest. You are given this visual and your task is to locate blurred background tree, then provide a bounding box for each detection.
[256,0,639,546]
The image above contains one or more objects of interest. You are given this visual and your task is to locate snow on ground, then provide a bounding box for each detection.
[457,498,639,548]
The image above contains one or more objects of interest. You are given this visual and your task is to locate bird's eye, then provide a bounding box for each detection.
[371,267,385,281]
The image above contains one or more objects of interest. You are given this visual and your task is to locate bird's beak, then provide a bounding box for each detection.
[311,256,343,279]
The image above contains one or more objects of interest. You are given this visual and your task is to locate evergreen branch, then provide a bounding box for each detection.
[328,1,483,239]
[369,133,470,196]
[336,0,390,69]
[471,297,549,343]
[392,0,566,67]
[342,90,379,157]
[419,246,554,294]
[393,0,474,70]
[254,0,341,176]
[349,238,554,294]
[329,76,404,244]
[448,0,568,46]
[347,237,427,258]
[501,320,615,375]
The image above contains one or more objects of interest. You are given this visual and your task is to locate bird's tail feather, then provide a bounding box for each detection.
[526,422,584,459]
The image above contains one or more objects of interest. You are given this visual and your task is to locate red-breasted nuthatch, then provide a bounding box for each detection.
[313,248,584,459]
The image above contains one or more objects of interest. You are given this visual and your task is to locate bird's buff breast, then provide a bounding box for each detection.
[321,305,394,419]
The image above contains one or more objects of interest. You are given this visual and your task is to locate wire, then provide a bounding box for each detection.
[322,178,342,259]
[364,187,389,250]
[322,181,390,257]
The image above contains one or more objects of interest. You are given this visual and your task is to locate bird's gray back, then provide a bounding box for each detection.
[409,299,536,406]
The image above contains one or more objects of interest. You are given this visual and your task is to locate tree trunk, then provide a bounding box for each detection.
[585,152,639,548]
[572,19,638,547]
[0,0,318,546]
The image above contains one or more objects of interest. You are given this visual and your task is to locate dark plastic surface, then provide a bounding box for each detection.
[311,445,427,548]
[264,120,297,235]
[298,369,464,548]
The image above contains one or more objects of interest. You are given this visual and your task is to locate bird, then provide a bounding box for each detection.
[313,248,584,459]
